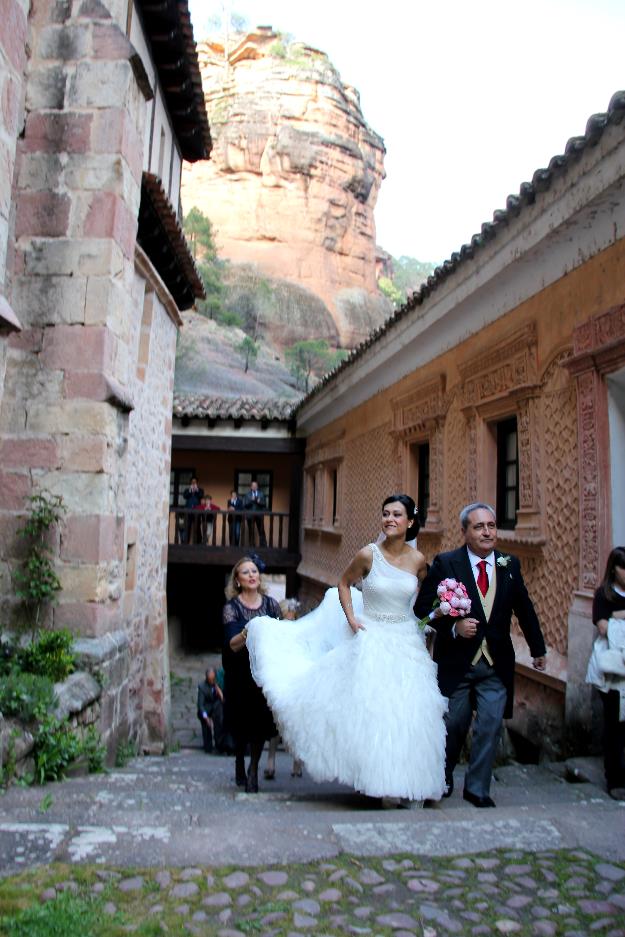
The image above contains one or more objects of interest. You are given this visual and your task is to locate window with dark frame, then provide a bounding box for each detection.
[234,470,273,509]
[417,443,430,526]
[496,418,519,530]
[170,468,195,507]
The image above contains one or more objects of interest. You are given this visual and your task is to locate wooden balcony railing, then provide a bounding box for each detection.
[168,508,291,551]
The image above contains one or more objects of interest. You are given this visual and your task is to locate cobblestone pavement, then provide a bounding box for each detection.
[0,846,624,935]
[0,654,624,934]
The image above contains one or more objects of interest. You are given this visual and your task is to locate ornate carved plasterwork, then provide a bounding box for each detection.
[566,304,625,593]
[459,323,538,410]
[391,376,446,437]
[458,322,542,539]
[304,430,345,470]
[573,302,625,358]
[390,376,446,531]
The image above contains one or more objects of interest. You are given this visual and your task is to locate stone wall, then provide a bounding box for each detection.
[0,0,181,753]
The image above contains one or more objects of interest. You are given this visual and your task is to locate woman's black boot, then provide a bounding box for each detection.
[235,755,246,787]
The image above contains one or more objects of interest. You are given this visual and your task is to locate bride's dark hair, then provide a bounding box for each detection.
[382,493,420,541]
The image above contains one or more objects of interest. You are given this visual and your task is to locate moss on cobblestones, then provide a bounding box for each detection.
[0,849,624,936]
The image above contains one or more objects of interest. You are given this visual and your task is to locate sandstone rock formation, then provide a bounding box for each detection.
[181,27,390,348]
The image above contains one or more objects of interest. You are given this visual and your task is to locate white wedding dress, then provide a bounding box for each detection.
[246,543,447,800]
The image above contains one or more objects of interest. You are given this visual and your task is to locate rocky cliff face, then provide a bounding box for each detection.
[181,27,390,348]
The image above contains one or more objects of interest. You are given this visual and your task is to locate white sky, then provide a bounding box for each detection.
[188,0,625,264]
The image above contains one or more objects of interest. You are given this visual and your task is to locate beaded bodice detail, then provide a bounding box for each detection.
[361,543,418,623]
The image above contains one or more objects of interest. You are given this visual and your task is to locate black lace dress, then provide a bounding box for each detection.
[222,595,281,745]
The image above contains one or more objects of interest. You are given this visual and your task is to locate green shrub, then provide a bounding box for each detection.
[82,726,106,774]
[19,629,75,682]
[0,671,56,722]
[0,890,105,936]
[114,738,137,768]
[33,716,82,784]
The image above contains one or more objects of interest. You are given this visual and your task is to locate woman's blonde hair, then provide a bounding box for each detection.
[225,556,267,600]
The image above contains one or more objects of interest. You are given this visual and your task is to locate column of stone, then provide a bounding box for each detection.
[0,1,149,740]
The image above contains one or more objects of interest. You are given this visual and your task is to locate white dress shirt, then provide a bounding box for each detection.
[467,547,495,589]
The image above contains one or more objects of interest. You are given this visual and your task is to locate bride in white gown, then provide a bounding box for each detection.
[246,494,447,801]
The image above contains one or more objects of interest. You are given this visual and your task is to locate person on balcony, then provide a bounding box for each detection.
[196,494,221,544]
[182,477,203,543]
[244,481,267,547]
[227,489,244,546]
[222,555,281,793]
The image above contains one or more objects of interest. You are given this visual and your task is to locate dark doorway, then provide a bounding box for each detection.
[167,564,228,652]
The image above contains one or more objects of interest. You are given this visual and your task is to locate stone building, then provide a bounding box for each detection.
[294,92,625,759]
[0,0,210,754]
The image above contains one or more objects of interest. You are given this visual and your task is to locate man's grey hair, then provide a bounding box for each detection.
[459,502,496,530]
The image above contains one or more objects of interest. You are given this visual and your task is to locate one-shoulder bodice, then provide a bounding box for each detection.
[361,542,418,623]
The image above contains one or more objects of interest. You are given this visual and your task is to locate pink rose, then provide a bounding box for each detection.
[439,600,451,615]
[443,590,454,602]
[450,597,461,608]
[449,608,460,617]
[445,578,458,589]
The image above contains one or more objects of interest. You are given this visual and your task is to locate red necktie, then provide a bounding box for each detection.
[477,560,488,597]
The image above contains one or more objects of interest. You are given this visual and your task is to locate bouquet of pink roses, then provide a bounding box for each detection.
[417,577,471,629]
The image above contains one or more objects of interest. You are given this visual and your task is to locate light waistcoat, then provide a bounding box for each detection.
[471,564,497,666]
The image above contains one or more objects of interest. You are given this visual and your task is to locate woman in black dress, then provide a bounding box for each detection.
[222,556,281,793]
[592,545,625,801]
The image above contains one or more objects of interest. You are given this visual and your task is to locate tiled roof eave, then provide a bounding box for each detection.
[295,89,625,414]
[173,394,301,422]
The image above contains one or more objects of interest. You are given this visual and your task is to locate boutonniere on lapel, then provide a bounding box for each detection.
[496,555,511,568]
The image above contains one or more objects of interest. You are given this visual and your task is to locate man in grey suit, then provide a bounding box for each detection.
[414,502,546,807]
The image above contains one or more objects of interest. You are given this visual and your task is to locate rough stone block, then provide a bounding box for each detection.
[56,601,121,638]
[0,471,30,509]
[76,0,112,18]
[63,153,128,195]
[58,435,111,472]
[58,563,108,603]
[23,111,92,154]
[27,400,117,438]
[67,60,133,109]
[92,107,143,182]
[53,671,101,720]
[33,469,114,513]
[61,514,124,564]
[63,372,109,400]
[37,25,90,61]
[84,276,130,329]
[83,191,137,259]
[12,274,88,326]
[0,0,28,71]
[6,328,43,355]
[41,324,116,372]
[0,436,59,469]
[18,153,64,192]
[92,22,134,60]
[25,65,68,111]
[15,191,71,238]
[0,515,27,558]
[24,238,125,277]
[1,73,20,138]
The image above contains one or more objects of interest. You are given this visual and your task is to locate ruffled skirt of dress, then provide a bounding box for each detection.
[246,587,447,800]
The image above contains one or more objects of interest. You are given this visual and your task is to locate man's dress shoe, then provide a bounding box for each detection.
[463,789,496,808]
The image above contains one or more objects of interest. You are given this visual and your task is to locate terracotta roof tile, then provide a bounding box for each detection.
[173,394,300,421]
